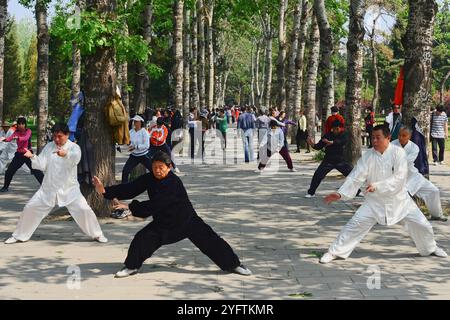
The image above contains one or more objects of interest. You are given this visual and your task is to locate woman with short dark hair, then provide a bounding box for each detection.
[0,117,44,192]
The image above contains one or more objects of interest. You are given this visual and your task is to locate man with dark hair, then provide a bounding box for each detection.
[4,123,107,244]
[385,104,402,141]
[237,106,256,163]
[304,120,354,198]
[93,151,251,278]
[319,124,447,263]
[324,106,345,134]
[430,104,448,165]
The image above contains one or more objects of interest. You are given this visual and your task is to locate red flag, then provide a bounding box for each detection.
[393,67,404,106]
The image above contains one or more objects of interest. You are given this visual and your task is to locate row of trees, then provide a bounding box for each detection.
[0,0,447,215]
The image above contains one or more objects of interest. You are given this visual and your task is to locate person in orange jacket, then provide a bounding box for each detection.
[148,117,180,173]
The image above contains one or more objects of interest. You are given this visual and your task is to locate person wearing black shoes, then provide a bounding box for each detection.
[304,120,354,198]
[0,117,43,192]
[92,151,251,278]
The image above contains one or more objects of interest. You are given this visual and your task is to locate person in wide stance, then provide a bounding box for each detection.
[392,126,447,222]
[4,123,107,244]
[320,125,447,264]
[93,151,251,278]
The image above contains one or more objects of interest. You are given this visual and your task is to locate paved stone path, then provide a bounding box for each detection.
[0,129,449,300]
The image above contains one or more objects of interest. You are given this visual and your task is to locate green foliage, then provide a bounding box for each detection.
[50,2,152,65]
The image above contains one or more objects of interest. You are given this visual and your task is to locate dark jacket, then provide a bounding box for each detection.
[312,131,348,163]
[103,171,196,229]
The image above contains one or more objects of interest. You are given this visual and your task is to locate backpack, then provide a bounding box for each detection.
[105,97,127,127]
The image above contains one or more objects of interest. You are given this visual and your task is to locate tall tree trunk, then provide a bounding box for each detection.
[183,7,190,119]
[293,0,309,121]
[205,0,214,109]
[255,39,263,107]
[84,0,117,216]
[0,0,6,123]
[314,0,334,133]
[344,0,366,165]
[197,0,206,109]
[250,45,255,106]
[440,70,450,106]
[369,12,381,115]
[262,12,273,110]
[118,23,129,113]
[134,3,152,115]
[304,16,320,140]
[36,1,49,153]
[276,0,288,110]
[190,6,199,114]
[71,1,84,106]
[402,0,437,146]
[287,0,302,119]
[174,0,184,111]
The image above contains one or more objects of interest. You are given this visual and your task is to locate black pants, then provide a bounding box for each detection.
[296,129,310,152]
[431,137,445,162]
[148,144,177,168]
[366,125,373,148]
[3,152,44,189]
[308,160,353,195]
[124,215,241,271]
[122,154,153,184]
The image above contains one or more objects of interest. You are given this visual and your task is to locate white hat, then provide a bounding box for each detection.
[131,115,145,122]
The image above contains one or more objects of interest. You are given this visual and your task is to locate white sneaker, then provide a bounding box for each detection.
[4,237,18,244]
[254,169,263,173]
[320,252,338,264]
[290,168,297,172]
[95,235,108,243]
[432,162,438,166]
[115,267,138,278]
[304,194,315,198]
[232,264,252,276]
[432,247,448,258]
[174,167,181,173]
[439,161,445,166]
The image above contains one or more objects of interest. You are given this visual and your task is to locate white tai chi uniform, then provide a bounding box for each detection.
[391,139,443,218]
[328,143,438,258]
[0,129,18,174]
[11,139,105,241]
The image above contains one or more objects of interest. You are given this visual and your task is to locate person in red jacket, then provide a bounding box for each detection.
[148,117,180,173]
[0,117,44,192]
[324,106,345,134]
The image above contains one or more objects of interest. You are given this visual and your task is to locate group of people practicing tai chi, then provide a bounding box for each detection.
[1,120,447,278]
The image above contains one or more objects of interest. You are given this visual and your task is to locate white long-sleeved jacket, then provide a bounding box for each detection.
[129,128,150,156]
[30,139,83,207]
[337,143,412,226]
[391,139,427,196]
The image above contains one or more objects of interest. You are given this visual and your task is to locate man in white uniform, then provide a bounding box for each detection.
[392,126,447,222]
[4,123,107,244]
[320,125,447,263]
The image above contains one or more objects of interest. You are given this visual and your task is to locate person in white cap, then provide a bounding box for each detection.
[392,126,447,222]
[320,124,447,264]
[4,123,107,244]
[122,114,151,183]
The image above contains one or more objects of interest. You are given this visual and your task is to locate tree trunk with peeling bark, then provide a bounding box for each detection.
[314,0,334,134]
[275,0,288,110]
[83,0,117,216]
[36,0,49,153]
[402,0,437,146]
[197,0,206,109]
[174,0,184,111]
[183,7,190,119]
[205,0,214,109]
[0,0,6,123]
[344,0,366,165]
[190,6,199,113]
[304,16,320,140]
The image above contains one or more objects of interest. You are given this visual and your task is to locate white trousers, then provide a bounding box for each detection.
[12,192,104,242]
[329,203,437,258]
[414,179,443,218]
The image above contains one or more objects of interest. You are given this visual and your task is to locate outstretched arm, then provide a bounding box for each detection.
[93,173,151,200]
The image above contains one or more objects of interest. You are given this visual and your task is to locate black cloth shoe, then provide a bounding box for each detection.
[0,187,8,192]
